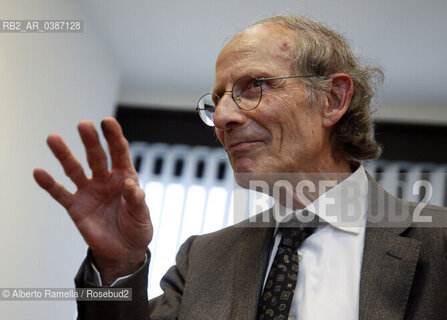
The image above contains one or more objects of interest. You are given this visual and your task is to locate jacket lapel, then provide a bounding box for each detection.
[228,219,275,319]
[359,176,421,319]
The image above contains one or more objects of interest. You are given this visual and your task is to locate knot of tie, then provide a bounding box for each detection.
[279,225,316,250]
[279,213,319,250]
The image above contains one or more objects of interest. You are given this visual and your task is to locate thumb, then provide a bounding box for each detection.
[121,178,149,218]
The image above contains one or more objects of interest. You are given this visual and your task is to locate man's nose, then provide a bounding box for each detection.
[213,93,247,129]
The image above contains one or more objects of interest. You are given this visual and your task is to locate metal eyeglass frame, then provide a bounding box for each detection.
[196,74,320,126]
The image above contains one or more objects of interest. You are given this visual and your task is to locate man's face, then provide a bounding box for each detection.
[213,23,331,179]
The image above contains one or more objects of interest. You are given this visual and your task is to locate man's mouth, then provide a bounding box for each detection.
[228,140,261,153]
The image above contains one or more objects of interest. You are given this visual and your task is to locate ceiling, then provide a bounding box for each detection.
[78,0,447,110]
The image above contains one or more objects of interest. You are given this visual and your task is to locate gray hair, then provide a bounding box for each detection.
[253,15,384,161]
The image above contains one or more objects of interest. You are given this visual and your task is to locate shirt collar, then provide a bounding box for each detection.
[273,164,368,235]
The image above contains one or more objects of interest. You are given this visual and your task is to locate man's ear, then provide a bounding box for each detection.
[322,73,353,128]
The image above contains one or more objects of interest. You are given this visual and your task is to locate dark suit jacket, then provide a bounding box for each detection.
[75,177,447,320]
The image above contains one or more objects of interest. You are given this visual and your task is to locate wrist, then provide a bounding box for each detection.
[92,251,147,286]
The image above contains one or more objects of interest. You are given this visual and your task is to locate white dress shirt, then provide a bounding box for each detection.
[265,165,368,320]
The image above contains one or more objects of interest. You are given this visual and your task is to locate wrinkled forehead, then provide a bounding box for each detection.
[215,23,296,75]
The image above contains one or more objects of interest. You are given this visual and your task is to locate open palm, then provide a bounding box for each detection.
[34,118,152,284]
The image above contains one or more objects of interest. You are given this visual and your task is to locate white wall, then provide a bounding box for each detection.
[0,0,119,318]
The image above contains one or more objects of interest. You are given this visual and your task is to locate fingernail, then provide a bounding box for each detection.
[124,178,133,185]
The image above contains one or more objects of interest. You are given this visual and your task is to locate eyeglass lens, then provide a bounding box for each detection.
[197,76,263,126]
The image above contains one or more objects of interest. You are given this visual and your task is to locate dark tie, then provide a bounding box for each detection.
[257,222,317,320]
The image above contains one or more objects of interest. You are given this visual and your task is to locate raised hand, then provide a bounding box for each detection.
[33,118,152,285]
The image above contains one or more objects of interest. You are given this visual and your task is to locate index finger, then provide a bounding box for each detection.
[33,168,74,210]
[100,117,135,171]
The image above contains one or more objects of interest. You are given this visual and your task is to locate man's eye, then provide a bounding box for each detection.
[253,79,266,88]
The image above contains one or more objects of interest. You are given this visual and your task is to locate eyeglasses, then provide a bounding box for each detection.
[196,75,318,126]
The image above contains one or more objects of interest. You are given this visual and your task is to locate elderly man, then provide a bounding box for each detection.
[34,15,446,320]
